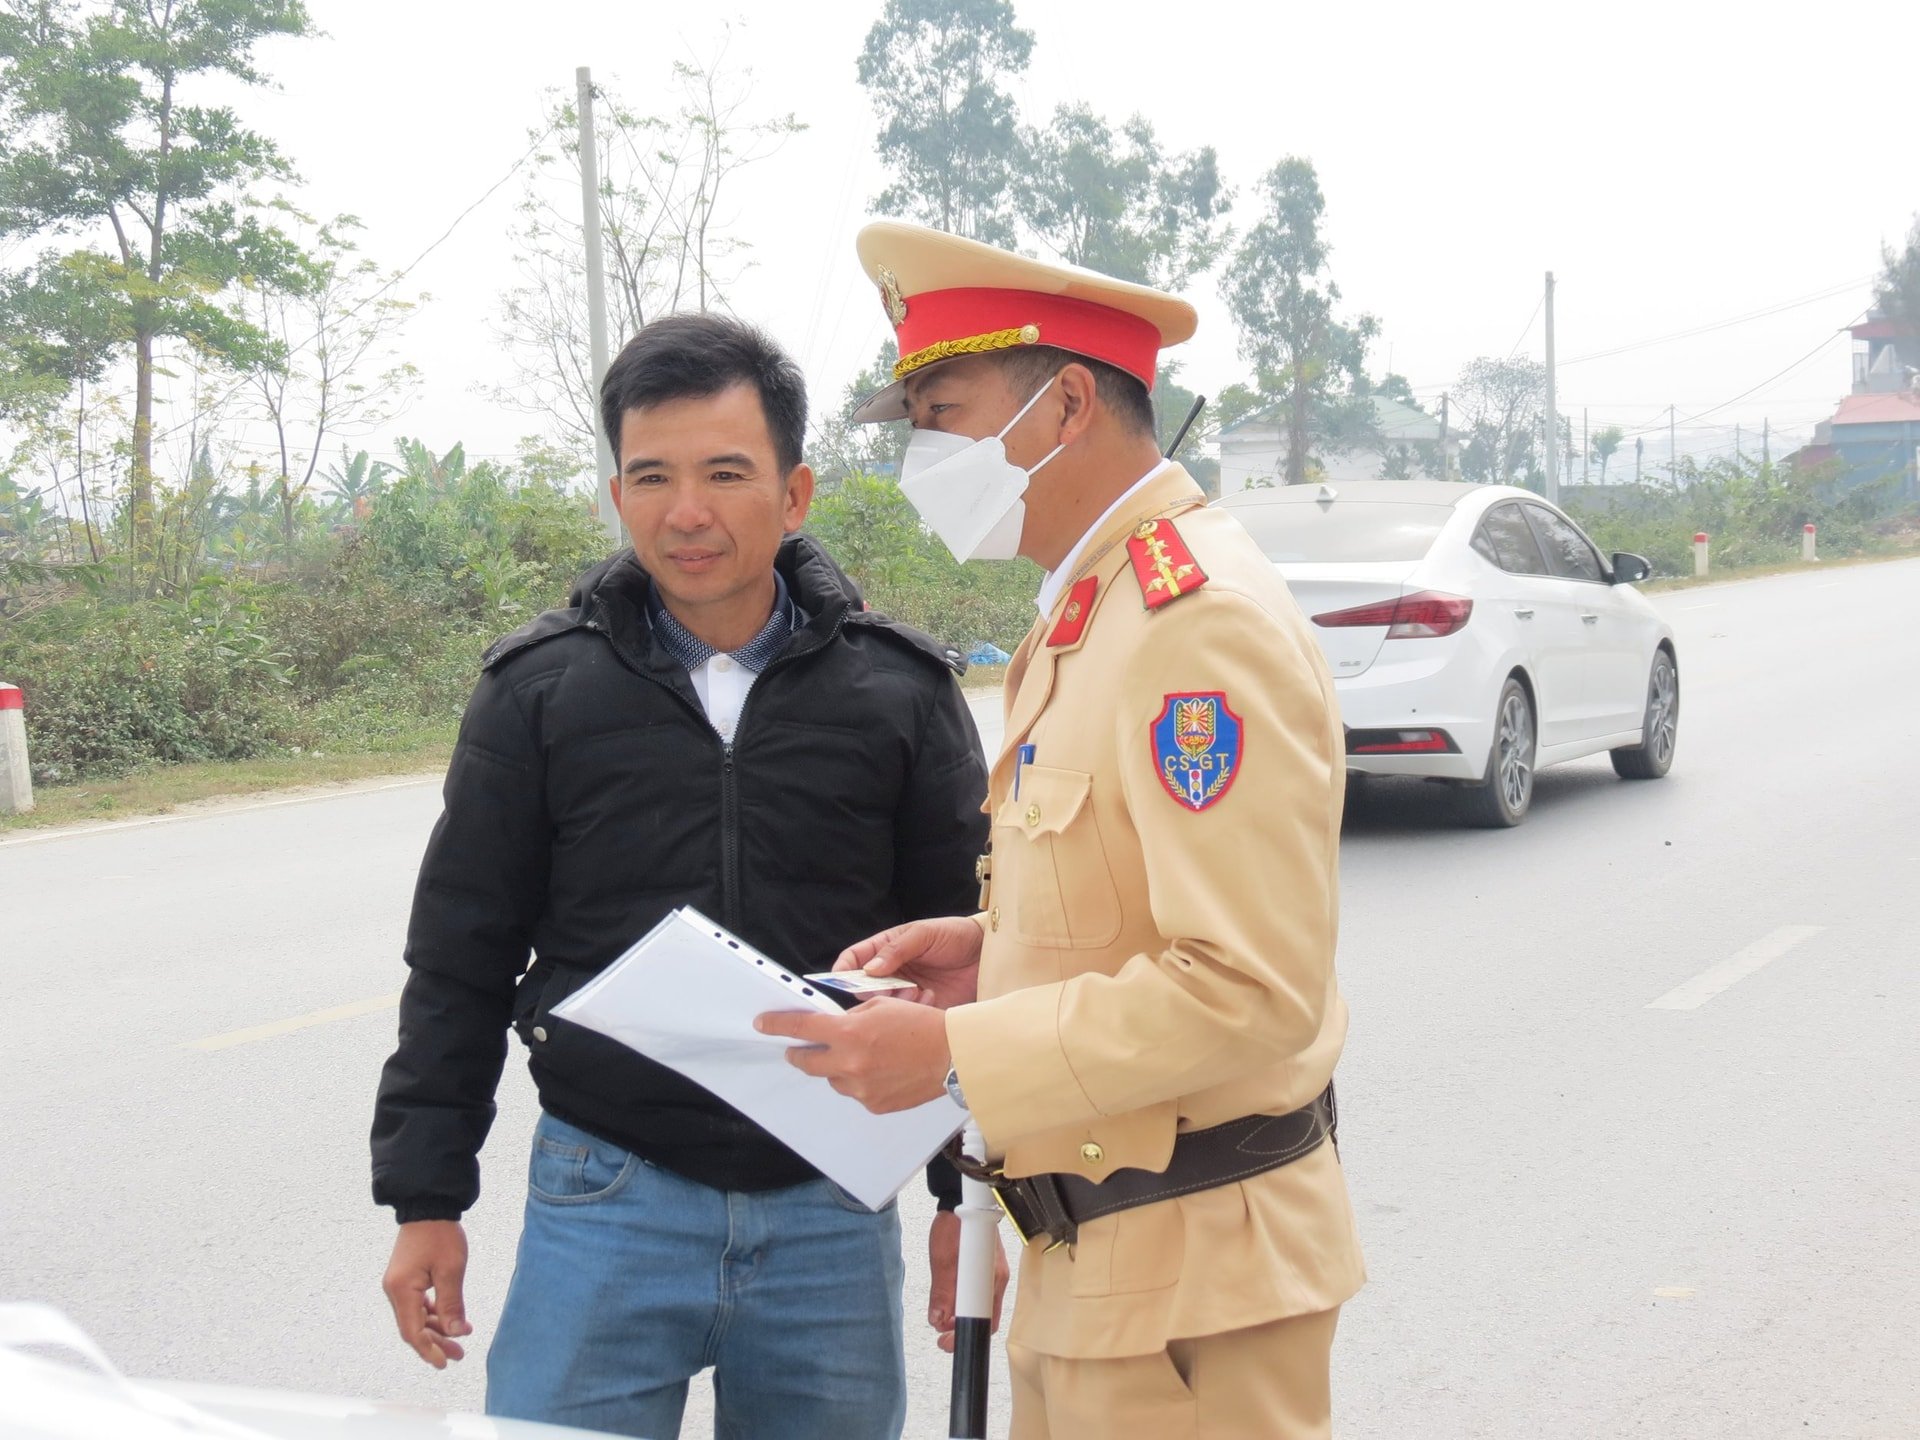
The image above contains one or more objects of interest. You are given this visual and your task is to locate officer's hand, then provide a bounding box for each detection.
[834,916,983,1010]
[382,1220,473,1369]
[927,1209,1009,1354]
[755,998,951,1113]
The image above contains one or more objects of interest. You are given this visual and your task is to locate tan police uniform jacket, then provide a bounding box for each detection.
[944,464,1366,1361]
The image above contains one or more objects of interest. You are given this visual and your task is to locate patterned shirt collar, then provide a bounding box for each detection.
[646,569,803,675]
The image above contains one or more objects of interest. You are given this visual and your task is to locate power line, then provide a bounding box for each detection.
[1558,274,1874,367]
[1621,316,1863,439]
[1504,293,1545,361]
[147,117,564,448]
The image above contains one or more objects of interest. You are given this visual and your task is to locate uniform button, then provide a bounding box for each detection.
[989,906,1000,931]
[1080,1142,1104,1165]
[531,1026,548,1042]
[1025,804,1041,827]
[713,655,734,672]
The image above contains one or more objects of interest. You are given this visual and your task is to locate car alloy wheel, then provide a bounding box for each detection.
[1496,688,1534,813]
[1461,677,1536,827]
[1646,655,1677,766]
[1612,650,1679,780]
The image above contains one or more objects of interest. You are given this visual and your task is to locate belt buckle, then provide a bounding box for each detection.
[987,1175,1069,1253]
[989,1180,1035,1248]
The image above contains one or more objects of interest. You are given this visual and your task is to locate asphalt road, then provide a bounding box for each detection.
[3,557,1916,1438]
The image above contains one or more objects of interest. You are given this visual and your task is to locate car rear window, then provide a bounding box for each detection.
[1227,501,1453,563]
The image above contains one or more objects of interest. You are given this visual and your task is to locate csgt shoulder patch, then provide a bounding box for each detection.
[1151,691,1243,811]
[1126,518,1208,610]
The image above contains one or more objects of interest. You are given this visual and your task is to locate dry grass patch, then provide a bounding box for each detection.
[1,733,455,834]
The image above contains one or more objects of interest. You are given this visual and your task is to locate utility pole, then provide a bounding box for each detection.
[1735,422,1742,466]
[1669,404,1678,488]
[578,66,622,547]
[1438,393,1449,480]
[1543,271,1558,503]
[1582,408,1589,486]
[1763,418,1771,468]
[1635,435,1644,486]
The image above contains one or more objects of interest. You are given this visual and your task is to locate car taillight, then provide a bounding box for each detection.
[1312,590,1473,638]
[1348,728,1458,754]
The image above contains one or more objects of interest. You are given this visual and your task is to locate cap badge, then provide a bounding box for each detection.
[877,265,908,326]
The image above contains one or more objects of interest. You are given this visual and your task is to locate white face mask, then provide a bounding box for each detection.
[897,375,1066,563]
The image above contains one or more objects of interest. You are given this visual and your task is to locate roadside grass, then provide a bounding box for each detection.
[959,662,1007,692]
[1642,540,1920,593]
[13,543,1913,836]
[1,726,456,834]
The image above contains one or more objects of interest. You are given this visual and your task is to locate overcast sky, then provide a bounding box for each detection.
[220,0,1916,476]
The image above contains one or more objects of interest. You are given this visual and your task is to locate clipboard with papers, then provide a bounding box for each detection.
[550,906,966,1211]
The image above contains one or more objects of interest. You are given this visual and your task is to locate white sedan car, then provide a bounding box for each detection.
[1214,481,1679,826]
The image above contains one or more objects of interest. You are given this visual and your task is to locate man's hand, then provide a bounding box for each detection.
[927,1209,1009,1354]
[833,915,984,1011]
[382,1220,473,1369]
[754,997,951,1113]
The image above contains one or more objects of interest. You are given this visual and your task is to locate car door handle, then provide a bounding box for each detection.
[1581,613,1599,624]
[1513,608,1535,620]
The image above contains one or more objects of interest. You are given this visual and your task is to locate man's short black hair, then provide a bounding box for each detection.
[990,345,1158,439]
[600,313,808,474]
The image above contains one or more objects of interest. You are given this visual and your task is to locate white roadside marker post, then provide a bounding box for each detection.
[1693,532,1710,579]
[1802,523,1817,562]
[0,683,33,815]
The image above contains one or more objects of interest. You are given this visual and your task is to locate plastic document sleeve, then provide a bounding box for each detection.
[550,907,965,1211]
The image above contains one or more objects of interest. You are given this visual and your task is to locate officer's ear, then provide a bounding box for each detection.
[1055,363,1101,447]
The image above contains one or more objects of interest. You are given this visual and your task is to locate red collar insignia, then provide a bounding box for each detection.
[1126,518,1208,610]
[1046,575,1098,647]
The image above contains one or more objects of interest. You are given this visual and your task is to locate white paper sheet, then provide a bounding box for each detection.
[550,907,965,1211]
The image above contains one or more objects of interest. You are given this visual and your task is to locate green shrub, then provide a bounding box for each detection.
[0,600,295,781]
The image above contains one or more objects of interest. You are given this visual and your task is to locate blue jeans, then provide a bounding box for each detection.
[485,1112,906,1440]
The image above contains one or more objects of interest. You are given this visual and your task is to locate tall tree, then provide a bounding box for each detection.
[1019,105,1230,291]
[0,0,315,572]
[235,217,419,551]
[1453,356,1546,486]
[1590,424,1624,485]
[1221,158,1378,485]
[491,57,801,470]
[856,0,1033,245]
[1877,214,1920,332]
[809,341,907,490]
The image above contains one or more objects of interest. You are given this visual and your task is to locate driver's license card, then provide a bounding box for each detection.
[804,971,917,995]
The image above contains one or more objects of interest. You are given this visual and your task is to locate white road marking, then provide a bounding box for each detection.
[1646,926,1824,1011]
[1815,582,1841,589]
[1653,1287,1697,1299]
[1678,602,1720,611]
[0,777,438,849]
[186,992,401,1051]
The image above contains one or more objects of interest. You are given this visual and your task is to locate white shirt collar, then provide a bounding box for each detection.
[1036,458,1171,616]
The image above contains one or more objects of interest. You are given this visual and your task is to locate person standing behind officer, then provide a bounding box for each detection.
[758,224,1365,1438]
[370,312,993,1440]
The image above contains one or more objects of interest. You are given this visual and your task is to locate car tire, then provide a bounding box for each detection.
[1611,648,1678,780]
[1459,677,1535,828]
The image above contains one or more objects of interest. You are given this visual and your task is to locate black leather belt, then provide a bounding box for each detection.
[949,1084,1337,1250]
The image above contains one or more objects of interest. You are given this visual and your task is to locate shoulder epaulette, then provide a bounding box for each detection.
[1125,517,1209,610]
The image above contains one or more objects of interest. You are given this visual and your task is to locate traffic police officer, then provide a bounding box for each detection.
[757,222,1365,1437]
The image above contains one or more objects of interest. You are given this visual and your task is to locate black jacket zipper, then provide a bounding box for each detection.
[587,602,850,935]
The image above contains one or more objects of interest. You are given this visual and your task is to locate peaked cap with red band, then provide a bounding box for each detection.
[851,220,1199,424]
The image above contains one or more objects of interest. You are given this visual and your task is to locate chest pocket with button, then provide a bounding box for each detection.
[992,764,1121,949]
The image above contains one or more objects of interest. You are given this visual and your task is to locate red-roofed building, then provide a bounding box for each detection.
[1791,307,1919,498]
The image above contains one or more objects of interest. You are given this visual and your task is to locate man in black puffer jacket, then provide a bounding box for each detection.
[370,314,991,1440]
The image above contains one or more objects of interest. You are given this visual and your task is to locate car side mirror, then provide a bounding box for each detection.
[1610,552,1652,585]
